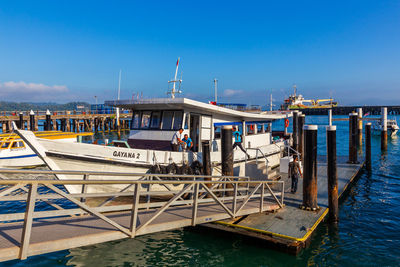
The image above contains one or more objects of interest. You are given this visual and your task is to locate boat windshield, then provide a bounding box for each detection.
[1,142,10,149]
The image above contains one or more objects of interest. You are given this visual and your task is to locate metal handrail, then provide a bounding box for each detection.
[0,177,284,261]
[0,168,250,180]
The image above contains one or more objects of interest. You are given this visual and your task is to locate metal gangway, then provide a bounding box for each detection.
[0,169,284,262]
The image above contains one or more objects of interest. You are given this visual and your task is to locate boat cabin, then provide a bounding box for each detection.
[106,98,291,152]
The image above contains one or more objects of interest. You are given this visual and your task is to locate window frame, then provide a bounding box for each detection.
[130,109,184,131]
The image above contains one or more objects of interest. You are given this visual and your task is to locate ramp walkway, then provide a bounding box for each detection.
[0,170,284,262]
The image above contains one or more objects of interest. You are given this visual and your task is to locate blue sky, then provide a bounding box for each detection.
[0,1,399,106]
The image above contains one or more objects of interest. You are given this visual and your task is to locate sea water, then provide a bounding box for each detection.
[1,115,400,266]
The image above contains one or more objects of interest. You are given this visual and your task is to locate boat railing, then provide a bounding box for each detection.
[0,169,284,260]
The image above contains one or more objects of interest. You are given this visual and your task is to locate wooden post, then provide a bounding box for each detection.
[66,119,71,132]
[19,112,24,129]
[29,110,35,131]
[45,110,51,131]
[348,113,358,163]
[381,107,387,151]
[365,123,372,170]
[221,126,233,176]
[357,108,363,147]
[301,125,318,211]
[202,141,212,176]
[327,126,338,223]
[292,110,299,152]
[298,114,305,159]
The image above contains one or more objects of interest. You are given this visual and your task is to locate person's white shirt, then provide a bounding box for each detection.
[171,130,182,145]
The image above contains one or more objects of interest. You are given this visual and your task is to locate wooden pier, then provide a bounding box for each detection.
[0,111,132,133]
[0,170,284,262]
[202,155,364,254]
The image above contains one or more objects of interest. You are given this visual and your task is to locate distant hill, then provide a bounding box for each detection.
[0,101,91,111]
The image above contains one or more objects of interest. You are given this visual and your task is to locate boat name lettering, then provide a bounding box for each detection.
[113,151,140,159]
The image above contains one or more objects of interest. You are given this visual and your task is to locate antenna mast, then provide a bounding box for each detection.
[214,78,218,102]
[168,57,182,98]
[116,69,122,128]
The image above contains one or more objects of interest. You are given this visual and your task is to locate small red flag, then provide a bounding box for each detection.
[176,58,180,66]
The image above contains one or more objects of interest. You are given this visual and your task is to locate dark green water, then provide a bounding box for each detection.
[2,116,400,266]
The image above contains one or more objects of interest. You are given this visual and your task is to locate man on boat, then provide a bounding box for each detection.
[183,134,194,151]
[232,126,250,159]
[171,128,184,151]
[289,155,302,193]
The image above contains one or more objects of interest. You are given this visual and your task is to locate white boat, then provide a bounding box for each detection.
[15,61,292,194]
[0,131,93,168]
[372,118,399,137]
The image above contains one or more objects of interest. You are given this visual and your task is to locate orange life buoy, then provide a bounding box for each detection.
[284,119,289,128]
[250,125,254,131]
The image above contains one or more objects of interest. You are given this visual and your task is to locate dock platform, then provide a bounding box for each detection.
[0,173,284,262]
[203,155,364,254]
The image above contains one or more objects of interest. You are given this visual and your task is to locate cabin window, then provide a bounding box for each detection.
[257,124,263,133]
[184,113,189,129]
[141,111,151,128]
[11,142,20,148]
[162,111,174,130]
[214,126,221,139]
[131,112,141,129]
[150,111,161,129]
[173,111,183,130]
[1,142,10,149]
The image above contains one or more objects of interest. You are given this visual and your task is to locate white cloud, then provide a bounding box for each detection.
[0,81,69,101]
[223,89,244,97]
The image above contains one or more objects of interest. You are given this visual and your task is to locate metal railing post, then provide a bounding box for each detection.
[191,183,199,226]
[260,183,265,212]
[19,183,38,260]
[130,183,140,238]
[232,183,238,216]
[80,174,89,203]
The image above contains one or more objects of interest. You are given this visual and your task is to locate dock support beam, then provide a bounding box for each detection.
[292,111,299,152]
[302,125,318,211]
[29,110,35,131]
[298,114,305,159]
[348,113,358,164]
[221,126,233,176]
[327,126,338,223]
[381,107,387,151]
[365,123,372,170]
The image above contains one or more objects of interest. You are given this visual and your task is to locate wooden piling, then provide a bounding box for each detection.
[202,141,212,184]
[29,110,35,131]
[301,125,318,211]
[221,126,233,176]
[45,110,51,131]
[298,114,305,159]
[381,107,387,151]
[365,123,372,170]
[348,113,358,164]
[327,126,338,223]
[357,108,363,147]
[19,112,24,129]
[292,111,299,151]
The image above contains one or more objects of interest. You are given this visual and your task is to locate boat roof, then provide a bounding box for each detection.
[105,98,292,121]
